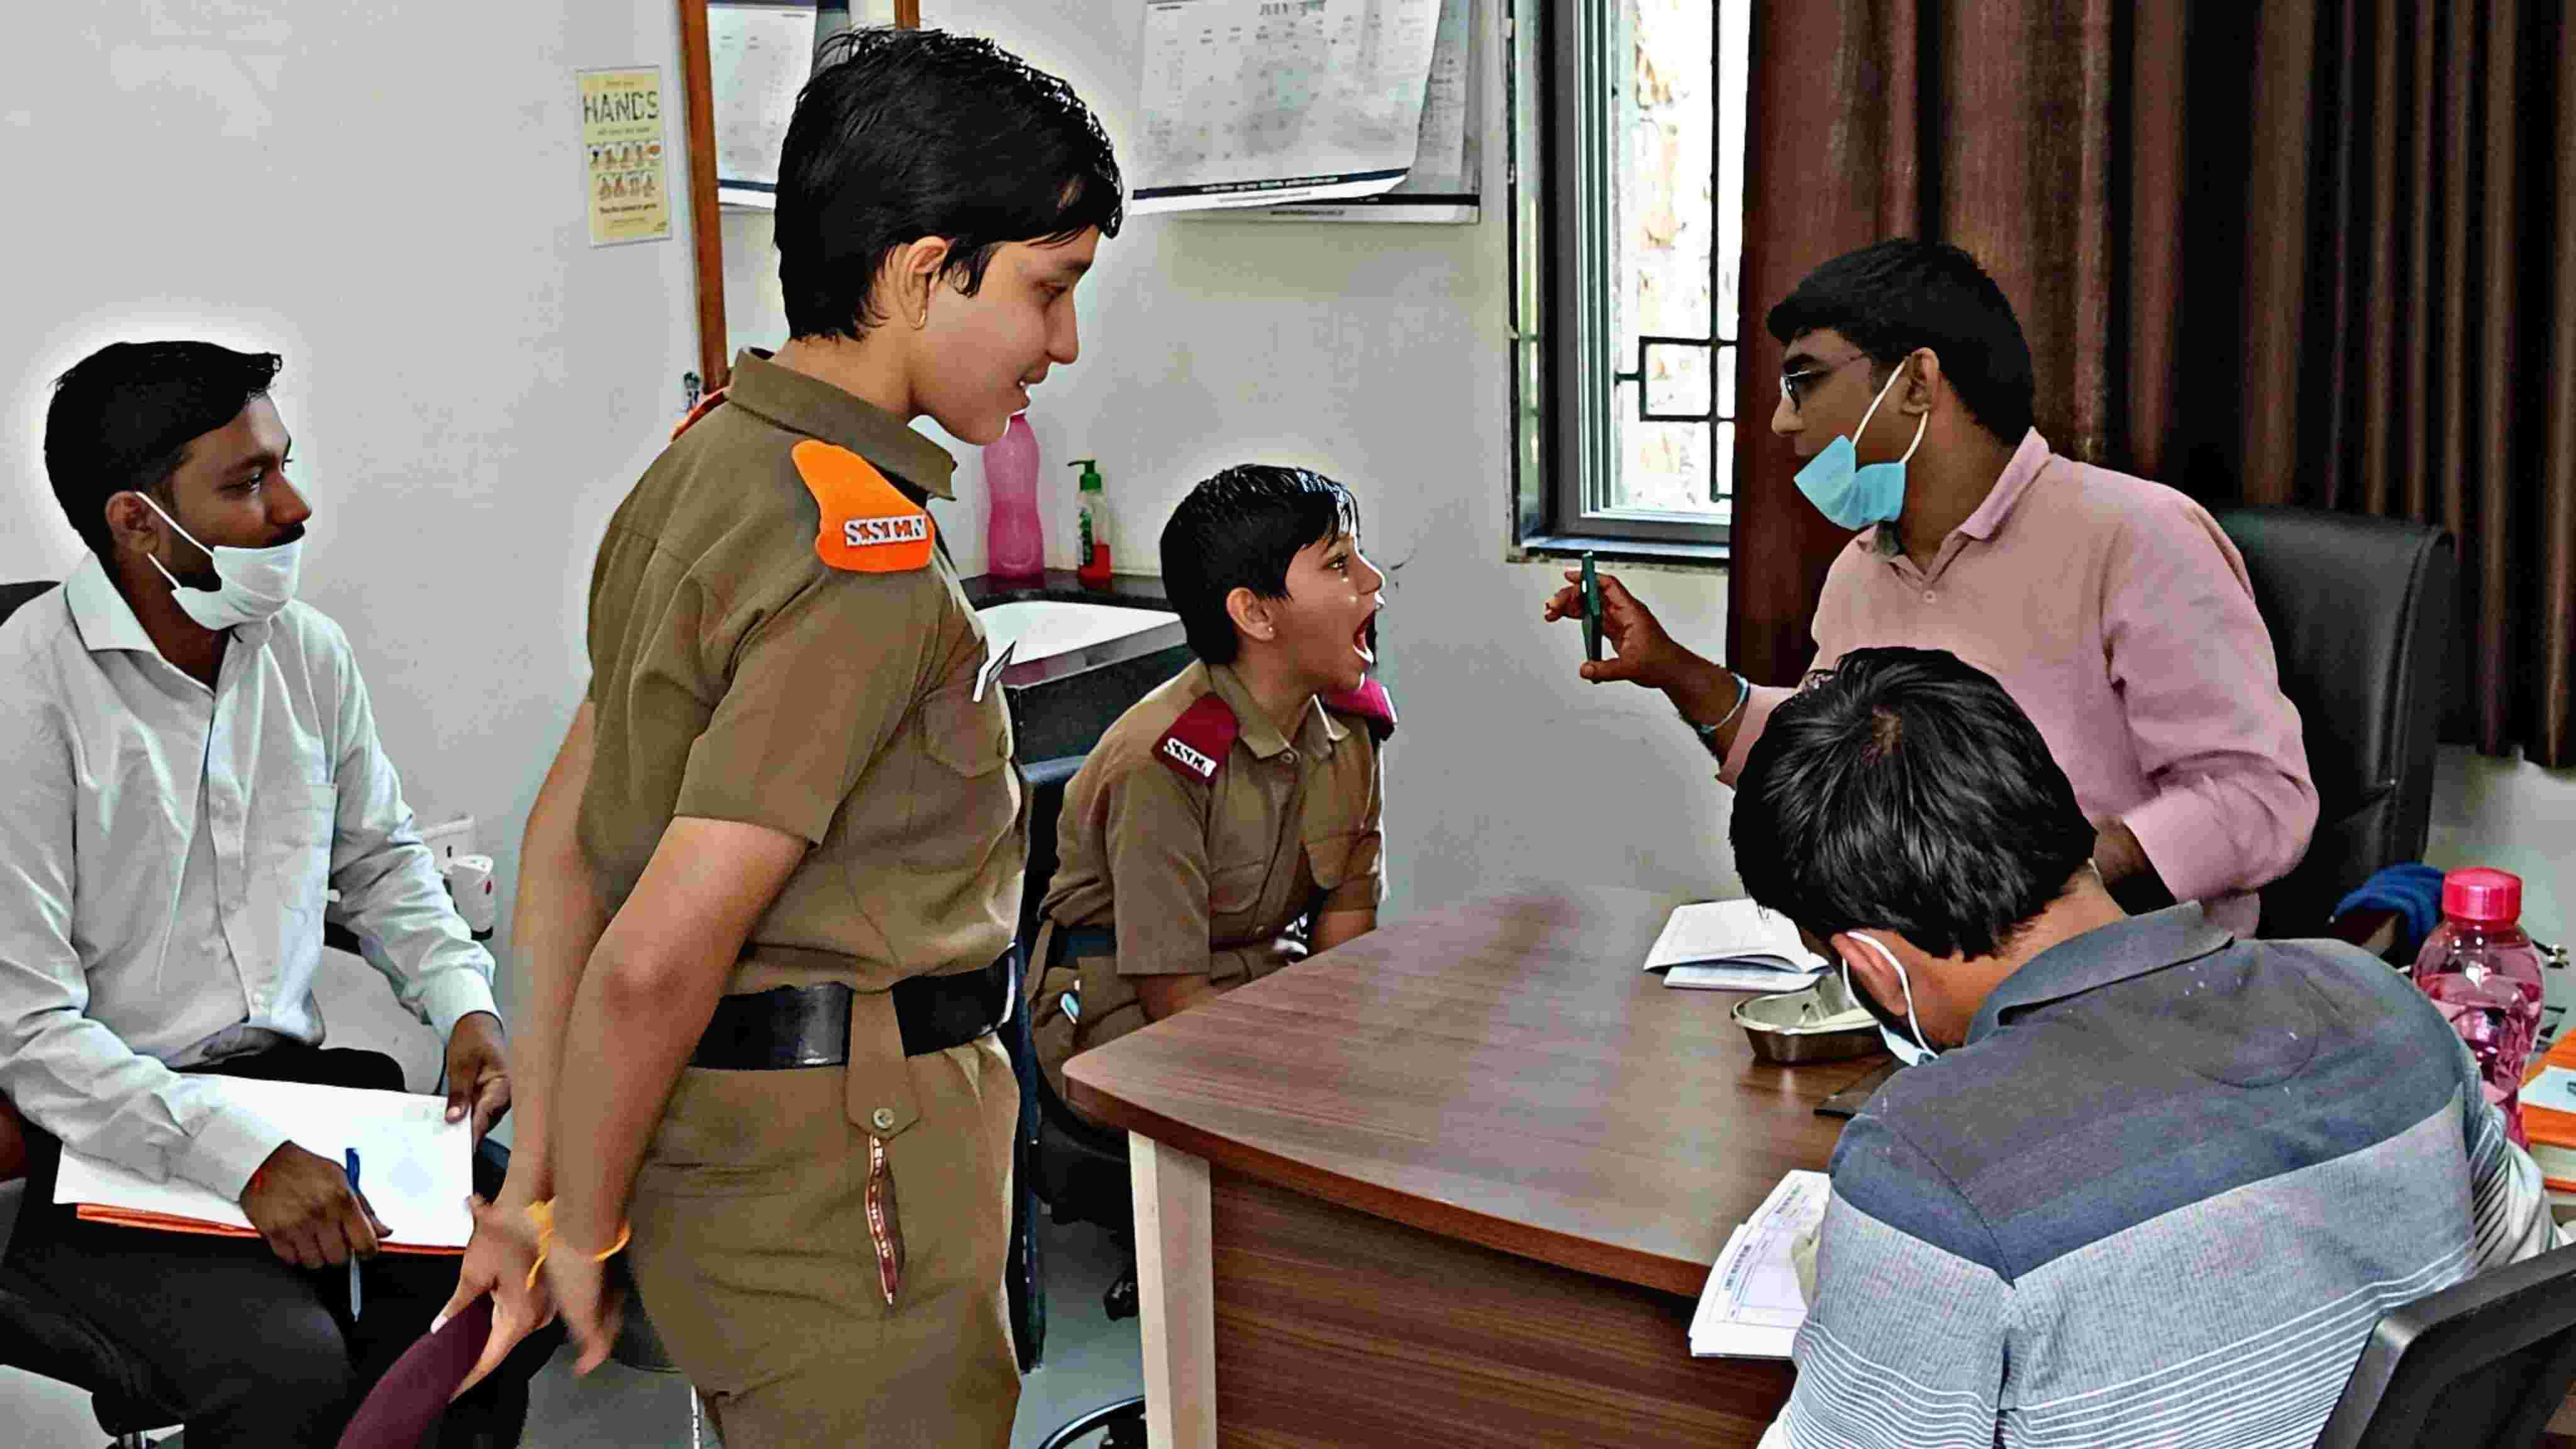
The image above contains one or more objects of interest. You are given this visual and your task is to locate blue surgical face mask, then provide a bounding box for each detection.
[1792,365,1928,531]
[1845,931,1940,1066]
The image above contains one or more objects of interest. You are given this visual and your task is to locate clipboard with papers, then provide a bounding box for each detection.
[52,1077,475,1254]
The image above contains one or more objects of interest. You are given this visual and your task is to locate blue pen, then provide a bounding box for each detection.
[343,1148,363,1321]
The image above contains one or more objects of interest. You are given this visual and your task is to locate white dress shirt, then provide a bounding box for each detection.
[0,554,497,1201]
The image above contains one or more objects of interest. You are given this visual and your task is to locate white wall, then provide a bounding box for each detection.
[0,5,700,1025]
[2431,748,2576,948]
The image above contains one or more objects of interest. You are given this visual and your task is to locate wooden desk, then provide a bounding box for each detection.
[1066,884,1868,1446]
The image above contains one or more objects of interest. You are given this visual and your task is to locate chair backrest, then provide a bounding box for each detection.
[1016,754,1085,964]
[0,580,58,628]
[1009,754,1135,1204]
[2314,1241,2576,1448]
[2211,509,2455,936]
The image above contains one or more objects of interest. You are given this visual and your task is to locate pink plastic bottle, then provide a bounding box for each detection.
[2412,868,2547,1145]
[983,413,1045,580]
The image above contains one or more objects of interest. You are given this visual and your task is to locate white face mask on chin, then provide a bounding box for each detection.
[1846,931,1941,1067]
[134,492,303,632]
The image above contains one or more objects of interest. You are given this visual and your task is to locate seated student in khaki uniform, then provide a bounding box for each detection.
[1031,465,1391,1099]
[443,29,1123,1448]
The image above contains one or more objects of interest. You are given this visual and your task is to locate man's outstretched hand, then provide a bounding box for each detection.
[1542,567,1686,688]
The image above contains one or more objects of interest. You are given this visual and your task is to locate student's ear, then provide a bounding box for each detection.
[1828,930,1904,1012]
[882,236,955,330]
[1224,586,1277,647]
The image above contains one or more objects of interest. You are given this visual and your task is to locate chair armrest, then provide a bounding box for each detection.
[0,1091,26,1184]
[2327,906,2401,963]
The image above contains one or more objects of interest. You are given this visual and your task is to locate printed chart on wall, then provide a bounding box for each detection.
[710,0,821,209]
[1223,0,1480,223]
[580,67,672,246]
[1134,0,1476,221]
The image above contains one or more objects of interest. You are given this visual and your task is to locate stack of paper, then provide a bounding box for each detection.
[53,1077,474,1253]
[1690,1170,1829,1359]
[1643,899,1829,992]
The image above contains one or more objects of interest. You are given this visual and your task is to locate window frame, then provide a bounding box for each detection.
[1507,0,1738,565]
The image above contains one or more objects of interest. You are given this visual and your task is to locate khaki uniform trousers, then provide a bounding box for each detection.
[626,1031,1020,1446]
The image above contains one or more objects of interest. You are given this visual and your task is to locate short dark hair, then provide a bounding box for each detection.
[1731,647,2093,960]
[1160,465,1360,665]
[1765,238,2036,443]
[45,341,283,560]
[777,26,1124,341]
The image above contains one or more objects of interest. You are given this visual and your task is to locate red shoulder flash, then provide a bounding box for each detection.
[670,388,728,440]
[1321,677,1397,742]
[1155,695,1239,784]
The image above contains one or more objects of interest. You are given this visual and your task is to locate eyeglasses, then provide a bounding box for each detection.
[1779,352,1866,413]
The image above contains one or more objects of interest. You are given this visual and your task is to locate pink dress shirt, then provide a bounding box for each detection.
[1722,430,2317,936]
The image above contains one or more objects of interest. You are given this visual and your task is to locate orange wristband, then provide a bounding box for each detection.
[523,1199,630,1289]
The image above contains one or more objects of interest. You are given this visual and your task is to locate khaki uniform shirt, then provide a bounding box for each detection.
[1035,661,1382,1073]
[580,350,1023,999]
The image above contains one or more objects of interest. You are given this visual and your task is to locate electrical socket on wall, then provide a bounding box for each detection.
[418,816,478,864]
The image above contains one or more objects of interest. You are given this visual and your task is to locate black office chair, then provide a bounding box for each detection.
[2211,509,2456,938]
[0,1196,180,1447]
[0,579,179,1445]
[0,580,55,624]
[2314,1241,2576,1448]
[1002,754,1146,1448]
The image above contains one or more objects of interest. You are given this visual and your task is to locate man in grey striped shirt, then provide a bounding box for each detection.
[1731,647,2558,1449]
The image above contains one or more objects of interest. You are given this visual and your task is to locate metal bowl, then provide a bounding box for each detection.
[1733,974,1885,1064]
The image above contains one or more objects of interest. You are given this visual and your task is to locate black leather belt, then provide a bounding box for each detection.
[690,950,1013,1069]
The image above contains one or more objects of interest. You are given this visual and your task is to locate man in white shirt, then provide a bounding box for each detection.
[0,341,555,1447]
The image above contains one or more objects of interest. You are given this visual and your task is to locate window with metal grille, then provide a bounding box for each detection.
[1509,0,1750,561]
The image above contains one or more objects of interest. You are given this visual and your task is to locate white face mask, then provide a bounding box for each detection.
[133,492,303,632]
[1846,931,1940,1066]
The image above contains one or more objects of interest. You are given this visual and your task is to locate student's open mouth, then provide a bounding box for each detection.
[1354,614,1379,665]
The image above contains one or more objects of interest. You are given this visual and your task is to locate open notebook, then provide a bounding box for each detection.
[1641,899,1829,992]
[53,1077,474,1253]
[1690,1169,1829,1359]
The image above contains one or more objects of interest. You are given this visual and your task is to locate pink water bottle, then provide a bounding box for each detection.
[984,413,1044,580]
[2411,868,2547,1145]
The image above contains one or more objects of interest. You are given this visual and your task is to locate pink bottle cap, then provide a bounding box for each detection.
[2441,868,2523,926]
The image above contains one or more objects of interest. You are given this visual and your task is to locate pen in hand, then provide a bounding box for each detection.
[345,1148,364,1321]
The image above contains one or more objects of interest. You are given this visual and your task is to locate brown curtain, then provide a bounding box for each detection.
[1726,0,2576,765]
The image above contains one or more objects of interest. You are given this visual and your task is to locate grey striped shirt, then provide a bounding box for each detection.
[1763,906,2557,1448]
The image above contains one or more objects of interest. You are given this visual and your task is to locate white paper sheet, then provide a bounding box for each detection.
[1131,0,1446,213]
[1643,899,1828,976]
[55,1077,474,1250]
[1660,962,1825,993]
[1690,1169,1829,1359]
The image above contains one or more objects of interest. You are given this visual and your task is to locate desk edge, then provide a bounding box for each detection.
[1067,1074,1710,1299]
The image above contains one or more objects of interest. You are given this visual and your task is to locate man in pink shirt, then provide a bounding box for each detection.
[1548,240,2314,933]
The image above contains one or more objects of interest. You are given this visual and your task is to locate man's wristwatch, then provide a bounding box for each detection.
[1682,670,1752,747]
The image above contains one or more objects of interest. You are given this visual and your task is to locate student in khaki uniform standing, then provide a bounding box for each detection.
[1031,466,1391,1099]
[436,29,1123,1446]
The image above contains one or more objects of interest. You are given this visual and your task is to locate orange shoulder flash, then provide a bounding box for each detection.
[792,439,935,574]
